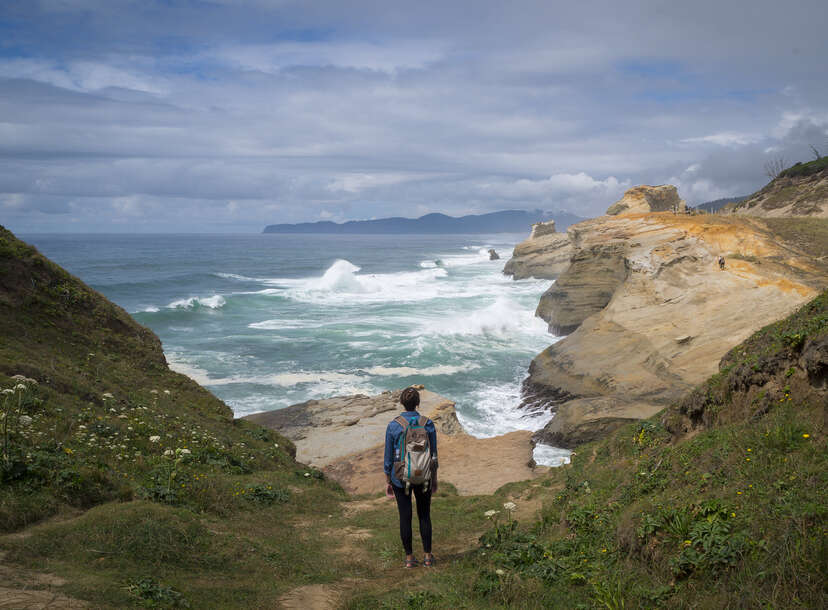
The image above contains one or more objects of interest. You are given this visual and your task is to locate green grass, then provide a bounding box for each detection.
[345,292,828,608]
[0,225,354,606]
[781,156,828,178]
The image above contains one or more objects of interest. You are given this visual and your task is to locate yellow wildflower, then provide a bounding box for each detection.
[802,433,810,439]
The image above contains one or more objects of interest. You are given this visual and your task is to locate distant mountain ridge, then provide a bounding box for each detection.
[692,195,748,212]
[263,209,585,234]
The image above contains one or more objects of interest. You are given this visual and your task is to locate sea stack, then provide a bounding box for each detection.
[606,184,686,215]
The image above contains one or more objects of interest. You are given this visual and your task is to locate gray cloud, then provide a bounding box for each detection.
[0,0,826,232]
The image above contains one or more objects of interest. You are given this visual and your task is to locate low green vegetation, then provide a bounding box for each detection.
[347,291,827,608]
[0,225,355,606]
[781,156,828,179]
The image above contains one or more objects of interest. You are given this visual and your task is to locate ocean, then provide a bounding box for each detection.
[23,232,571,466]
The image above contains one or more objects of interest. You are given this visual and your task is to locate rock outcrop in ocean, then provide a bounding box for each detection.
[502,220,573,280]
[505,185,828,448]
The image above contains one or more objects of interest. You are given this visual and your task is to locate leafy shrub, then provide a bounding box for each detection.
[242,484,290,505]
[127,576,189,608]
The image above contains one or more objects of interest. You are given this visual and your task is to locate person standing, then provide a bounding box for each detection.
[384,387,438,568]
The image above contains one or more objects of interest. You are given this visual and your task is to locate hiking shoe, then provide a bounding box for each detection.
[404,558,418,569]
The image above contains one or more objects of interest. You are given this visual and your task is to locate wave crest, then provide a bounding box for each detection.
[167,295,226,310]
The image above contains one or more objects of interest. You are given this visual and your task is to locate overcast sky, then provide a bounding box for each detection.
[1,0,827,233]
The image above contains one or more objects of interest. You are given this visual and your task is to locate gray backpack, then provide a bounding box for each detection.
[393,415,433,491]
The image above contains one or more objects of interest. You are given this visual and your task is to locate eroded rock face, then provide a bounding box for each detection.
[523,213,827,448]
[606,184,686,216]
[244,389,540,495]
[535,243,627,334]
[503,228,573,280]
[530,220,557,239]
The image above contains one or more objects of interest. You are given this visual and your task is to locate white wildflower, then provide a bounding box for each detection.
[149,435,161,443]
[78,425,87,430]
[164,449,174,456]
[19,415,33,426]
[273,443,279,448]
[176,448,191,455]
[150,390,158,394]
[503,502,517,511]
[14,384,27,391]
[102,392,114,399]
[495,569,505,576]
[11,374,27,381]
[163,390,170,395]
[1,389,14,395]
[304,472,311,477]
[484,510,499,518]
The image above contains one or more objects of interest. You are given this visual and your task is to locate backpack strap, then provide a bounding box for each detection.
[417,416,427,427]
[394,415,409,429]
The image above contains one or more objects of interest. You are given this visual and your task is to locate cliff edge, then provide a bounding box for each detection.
[503,187,828,448]
[244,389,541,495]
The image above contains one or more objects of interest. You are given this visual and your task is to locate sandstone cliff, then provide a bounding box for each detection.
[243,388,540,495]
[606,184,686,216]
[728,160,828,217]
[502,221,573,280]
[512,211,828,448]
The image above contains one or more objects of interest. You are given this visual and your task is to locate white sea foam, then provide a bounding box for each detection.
[269,258,451,305]
[214,272,260,281]
[425,297,549,338]
[198,371,366,387]
[248,318,326,330]
[458,379,555,438]
[167,295,226,310]
[364,363,479,377]
[167,356,214,385]
[439,248,493,268]
[135,306,160,313]
[533,443,572,467]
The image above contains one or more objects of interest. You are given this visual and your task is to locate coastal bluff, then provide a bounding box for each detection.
[504,185,828,448]
[243,388,541,495]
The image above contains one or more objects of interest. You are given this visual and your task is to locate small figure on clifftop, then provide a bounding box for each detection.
[718,256,726,270]
[488,248,500,260]
[384,386,438,568]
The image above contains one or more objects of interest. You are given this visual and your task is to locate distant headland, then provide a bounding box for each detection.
[262,209,584,234]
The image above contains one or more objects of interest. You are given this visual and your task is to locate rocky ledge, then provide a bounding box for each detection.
[505,185,828,449]
[243,388,541,495]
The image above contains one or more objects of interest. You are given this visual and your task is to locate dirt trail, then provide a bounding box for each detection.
[277,481,554,609]
[0,551,87,609]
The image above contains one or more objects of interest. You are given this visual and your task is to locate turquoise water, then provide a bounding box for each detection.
[24,233,571,465]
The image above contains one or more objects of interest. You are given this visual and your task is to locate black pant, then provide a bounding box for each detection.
[392,483,432,555]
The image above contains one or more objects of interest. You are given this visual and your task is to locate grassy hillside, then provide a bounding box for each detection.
[346,292,827,608]
[0,226,355,607]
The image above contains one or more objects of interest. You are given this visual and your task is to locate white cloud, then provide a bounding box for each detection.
[480,173,630,201]
[1,0,827,231]
[681,132,761,147]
